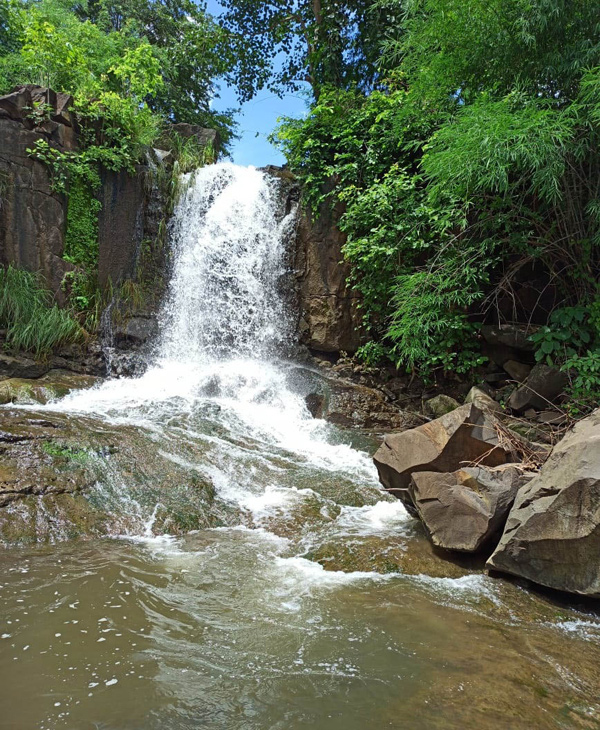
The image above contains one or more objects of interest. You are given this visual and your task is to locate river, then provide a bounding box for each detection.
[0,164,599,729]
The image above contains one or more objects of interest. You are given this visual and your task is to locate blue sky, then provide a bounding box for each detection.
[205,0,308,167]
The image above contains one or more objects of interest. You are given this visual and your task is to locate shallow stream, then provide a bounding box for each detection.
[1,165,599,729]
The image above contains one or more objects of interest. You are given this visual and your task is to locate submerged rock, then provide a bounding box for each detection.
[373,404,511,512]
[304,527,484,579]
[0,370,98,405]
[0,406,238,545]
[487,409,600,597]
[409,466,531,553]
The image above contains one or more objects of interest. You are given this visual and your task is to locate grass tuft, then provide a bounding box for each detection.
[0,266,84,358]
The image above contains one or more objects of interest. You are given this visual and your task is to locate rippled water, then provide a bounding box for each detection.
[1,164,599,729]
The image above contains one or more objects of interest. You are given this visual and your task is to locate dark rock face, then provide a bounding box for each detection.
[113,315,159,345]
[294,200,363,354]
[0,112,71,301]
[97,166,147,288]
[161,123,219,152]
[481,324,536,353]
[0,353,50,379]
[373,404,512,511]
[0,86,219,305]
[487,409,600,597]
[409,466,530,553]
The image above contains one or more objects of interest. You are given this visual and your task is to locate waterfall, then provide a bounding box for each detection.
[42,162,379,532]
[158,164,294,365]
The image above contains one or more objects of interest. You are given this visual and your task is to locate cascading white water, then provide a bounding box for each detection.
[49,163,383,500]
[158,164,293,364]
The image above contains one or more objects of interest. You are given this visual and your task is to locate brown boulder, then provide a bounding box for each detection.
[464,386,503,415]
[487,409,600,597]
[373,404,511,512]
[409,466,531,553]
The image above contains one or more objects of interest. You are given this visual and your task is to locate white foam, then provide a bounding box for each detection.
[553,619,600,641]
[333,500,412,536]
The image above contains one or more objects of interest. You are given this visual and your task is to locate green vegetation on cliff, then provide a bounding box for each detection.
[0,0,236,346]
[273,0,600,401]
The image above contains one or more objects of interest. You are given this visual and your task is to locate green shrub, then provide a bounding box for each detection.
[562,351,600,416]
[0,266,84,357]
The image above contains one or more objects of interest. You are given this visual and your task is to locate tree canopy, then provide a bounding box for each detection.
[219,0,391,101]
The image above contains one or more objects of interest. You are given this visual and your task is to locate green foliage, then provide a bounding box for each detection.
[276,0,600,389]
[274,84,480,373]
[64,176,101,270]
[42,440,90,463]
[169,132,217,174]
[530,306,596,366]
[562,351,600,415]
[83,0,235,137]
[383,0,600,106]
[0,266,84,357]
[355,341,388,367]
[0,0,233,152]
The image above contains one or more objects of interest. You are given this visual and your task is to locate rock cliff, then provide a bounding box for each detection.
[294,199,363,354]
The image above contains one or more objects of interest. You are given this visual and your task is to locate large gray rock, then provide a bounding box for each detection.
[409,466,530,553]
[374,404,511,511]
[507,363,568,412]
[487,409,600,597]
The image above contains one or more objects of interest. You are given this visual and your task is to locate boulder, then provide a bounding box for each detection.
[0,87,32,120]
[0,371,98,405]
[307,380,421,431]
[113,316,158,345]
[464,386,502,415]
[409,466,531,553]
[503,360,531,382]
[487,409,600,597]
[373,404,511,511]
[424,394,460,419]
[52,91,73,126]
[0,353,49,379]
[481,324,536,352]
[507,363,568,412]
